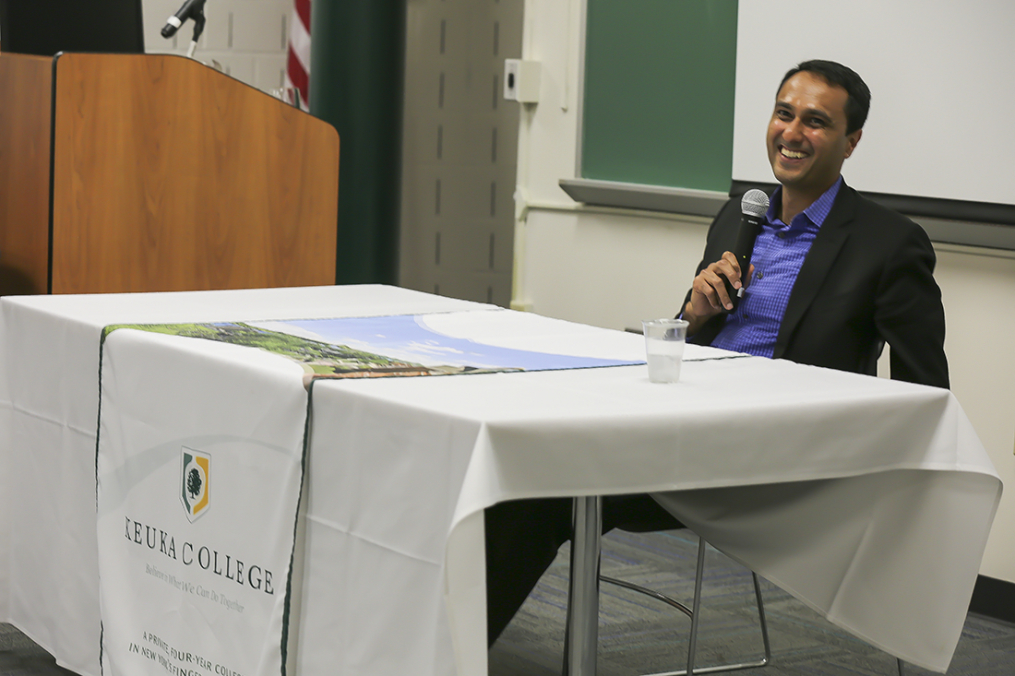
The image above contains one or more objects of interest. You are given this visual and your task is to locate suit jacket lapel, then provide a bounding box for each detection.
[772,185,857,360]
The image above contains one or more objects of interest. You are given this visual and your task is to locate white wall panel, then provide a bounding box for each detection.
[734,0,1015,205]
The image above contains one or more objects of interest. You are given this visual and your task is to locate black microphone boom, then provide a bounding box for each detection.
[161,0,207,39]
[723,189,770,312]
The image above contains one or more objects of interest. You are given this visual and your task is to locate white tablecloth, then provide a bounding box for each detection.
[0,285,1001,675]
[0,285,489,675]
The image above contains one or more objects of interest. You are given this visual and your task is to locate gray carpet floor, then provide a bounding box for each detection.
[1,529,1013,675]
[490,529,1015,676]
[0,624,74,676]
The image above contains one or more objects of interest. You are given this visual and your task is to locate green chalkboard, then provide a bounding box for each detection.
[581,0,738,193]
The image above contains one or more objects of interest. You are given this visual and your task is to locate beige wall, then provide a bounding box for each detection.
[513,0,1015,583]
[143,0,291,92]
[399,0,524,307]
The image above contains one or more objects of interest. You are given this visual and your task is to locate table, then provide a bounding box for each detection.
[0,285,1001,676]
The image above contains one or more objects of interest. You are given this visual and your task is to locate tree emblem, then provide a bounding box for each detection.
[181,448,210,521]
[187,467,203,500]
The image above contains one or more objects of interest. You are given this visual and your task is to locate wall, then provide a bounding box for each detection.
[399,0,524,308]
[513,0,1015,584]
[734,1,1015,207]
[142,0,290,93]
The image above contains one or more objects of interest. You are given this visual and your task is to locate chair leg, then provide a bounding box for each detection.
[686,535,708,675]
[598,535,772,676]
[751,572,773,668]
[595,532,900,676]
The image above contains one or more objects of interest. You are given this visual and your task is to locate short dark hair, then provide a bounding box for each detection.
[779,60,871,135]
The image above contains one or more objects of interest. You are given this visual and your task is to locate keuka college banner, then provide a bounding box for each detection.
[96,328,311,676]
[95,311,640,675]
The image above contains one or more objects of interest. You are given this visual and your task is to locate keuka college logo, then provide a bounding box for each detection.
[181,447,210,522]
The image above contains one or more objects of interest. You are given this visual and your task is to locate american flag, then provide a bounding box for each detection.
[285,0,311,110]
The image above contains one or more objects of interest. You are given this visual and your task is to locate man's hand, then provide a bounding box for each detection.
[683,252,753,335]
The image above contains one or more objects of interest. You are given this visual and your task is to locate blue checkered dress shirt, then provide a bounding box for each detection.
[710,177,843,358]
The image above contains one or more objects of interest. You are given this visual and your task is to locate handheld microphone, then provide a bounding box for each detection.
[161,0,206,39]
[723,189,770,312]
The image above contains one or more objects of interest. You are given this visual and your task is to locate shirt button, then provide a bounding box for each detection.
[778,232,786,239]
[756,271,764,280]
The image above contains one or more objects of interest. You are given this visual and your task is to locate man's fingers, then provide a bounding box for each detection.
[717,252,743,289]
[689,252,742,318]
[700,269,734,310]
[691,275,720,311]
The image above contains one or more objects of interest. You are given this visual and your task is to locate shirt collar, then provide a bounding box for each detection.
[766,176,843,231]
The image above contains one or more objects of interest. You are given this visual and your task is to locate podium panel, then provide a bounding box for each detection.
[0,53,339,295]
[0,54,52,295]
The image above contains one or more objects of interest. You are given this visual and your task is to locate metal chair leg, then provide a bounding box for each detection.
[564,497,771,676]
[572,521,902,676]
[598,535,772,676]
[685,534,708,675]
[598,576,694,619]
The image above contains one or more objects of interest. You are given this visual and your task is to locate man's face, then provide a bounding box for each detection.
[767,71,862,197]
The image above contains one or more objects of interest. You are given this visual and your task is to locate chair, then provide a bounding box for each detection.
[599,534,771,676]
[563,497,770,676]
[562,496,905,676]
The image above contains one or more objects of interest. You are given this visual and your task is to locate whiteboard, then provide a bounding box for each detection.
[733,0,1015,206]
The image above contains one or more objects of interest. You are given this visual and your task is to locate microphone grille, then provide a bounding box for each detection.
[741,189,770,218]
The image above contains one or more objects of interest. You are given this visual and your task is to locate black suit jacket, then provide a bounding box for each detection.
[687,182,949,389]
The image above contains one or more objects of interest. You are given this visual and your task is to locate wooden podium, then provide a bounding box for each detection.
[0,52,339,295]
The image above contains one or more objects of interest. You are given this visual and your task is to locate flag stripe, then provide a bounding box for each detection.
[289,11,311,74]
[287,51,309,107]
[294,0,311,31]
[287,0,311,110]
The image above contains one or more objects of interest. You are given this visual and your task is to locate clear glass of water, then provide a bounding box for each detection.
[641,319,689,383]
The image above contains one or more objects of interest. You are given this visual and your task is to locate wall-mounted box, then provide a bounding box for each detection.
[503,59,540,103]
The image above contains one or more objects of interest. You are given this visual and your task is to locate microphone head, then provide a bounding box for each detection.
[741,189,769,218]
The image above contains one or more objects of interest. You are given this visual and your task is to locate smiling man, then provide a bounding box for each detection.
[683,59,948,388]
[486,60,949,650]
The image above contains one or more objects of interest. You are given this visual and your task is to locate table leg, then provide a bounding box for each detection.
[564,496,602,676]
